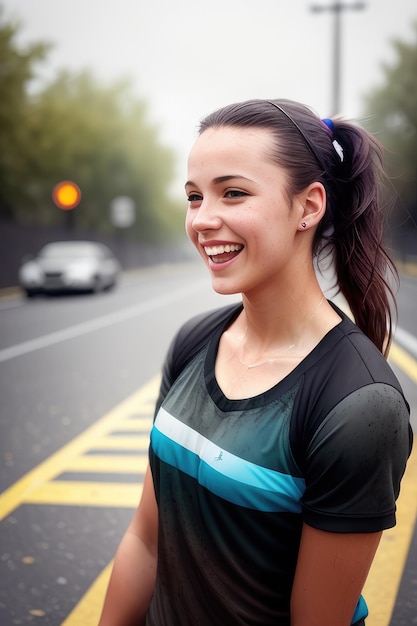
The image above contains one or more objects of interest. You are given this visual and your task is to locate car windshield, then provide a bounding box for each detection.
[39,243,100,260]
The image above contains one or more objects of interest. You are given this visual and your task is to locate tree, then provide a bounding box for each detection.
[364,22,417,236]
[0,7,48,217]
[0,8,184,241]
[23,71,183,239]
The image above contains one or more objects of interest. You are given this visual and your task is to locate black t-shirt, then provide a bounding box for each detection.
[147,302,412,626]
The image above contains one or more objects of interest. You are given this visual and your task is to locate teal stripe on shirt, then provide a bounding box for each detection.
[151,407,305,513]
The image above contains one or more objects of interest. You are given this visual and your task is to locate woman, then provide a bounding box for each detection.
[99,99,412,625]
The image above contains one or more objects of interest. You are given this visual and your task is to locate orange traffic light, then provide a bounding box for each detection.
[52,181,82,210]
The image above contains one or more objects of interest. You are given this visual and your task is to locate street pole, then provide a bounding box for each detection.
[311,2,366,115]
[333,5,341,115]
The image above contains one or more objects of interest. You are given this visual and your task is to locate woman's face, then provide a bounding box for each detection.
[185,126,306,297]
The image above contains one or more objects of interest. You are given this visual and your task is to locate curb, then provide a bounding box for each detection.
[395,260,417,279]
[0,286,23,299]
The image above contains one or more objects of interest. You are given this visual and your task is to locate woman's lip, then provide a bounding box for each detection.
[207,255,239,271]
[200,239,242,247]
[205,247,243,271]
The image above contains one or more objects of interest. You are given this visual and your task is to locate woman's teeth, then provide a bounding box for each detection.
[205,244,243,256]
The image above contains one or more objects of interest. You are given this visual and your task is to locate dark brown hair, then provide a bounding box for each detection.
[198,98,397,356]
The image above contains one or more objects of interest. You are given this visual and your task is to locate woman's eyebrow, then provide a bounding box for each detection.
[212,175,251,184]
[185,175,251,189]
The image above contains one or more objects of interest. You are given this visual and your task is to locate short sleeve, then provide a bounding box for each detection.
[302,382,412,533]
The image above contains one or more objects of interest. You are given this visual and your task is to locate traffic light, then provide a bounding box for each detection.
[52,181,82,210]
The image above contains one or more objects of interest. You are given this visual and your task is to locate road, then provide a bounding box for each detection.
[0,262,416,625]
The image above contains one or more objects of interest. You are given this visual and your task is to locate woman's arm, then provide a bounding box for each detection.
[98,465,158,626]
[291,523,382,626]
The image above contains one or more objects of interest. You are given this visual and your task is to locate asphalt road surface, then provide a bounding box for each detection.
[0,262,416,626]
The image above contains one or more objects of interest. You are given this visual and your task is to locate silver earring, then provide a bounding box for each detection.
[301,222,307,229]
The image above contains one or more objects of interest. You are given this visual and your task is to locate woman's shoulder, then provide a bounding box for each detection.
[324,301,399,384]
[178,302,243,343]
[294,303,409,446]
[155,302,242,412]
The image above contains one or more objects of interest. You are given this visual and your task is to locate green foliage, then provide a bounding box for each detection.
[23,71,182,239]
[364,22,417,228]
[0,9,49,217]
[0,9,184,241]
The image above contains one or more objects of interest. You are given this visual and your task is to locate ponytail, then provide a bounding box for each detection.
[315,120,398,356]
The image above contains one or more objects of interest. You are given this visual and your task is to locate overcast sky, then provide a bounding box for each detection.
[3,0,417,195]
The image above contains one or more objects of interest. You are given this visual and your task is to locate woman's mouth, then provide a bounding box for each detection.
[204,244,243,264]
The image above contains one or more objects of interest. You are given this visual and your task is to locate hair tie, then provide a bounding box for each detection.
[321,118,334,135]
[321,118,344,163]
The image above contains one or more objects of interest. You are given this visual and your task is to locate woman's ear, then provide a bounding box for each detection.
[295,182,326,232]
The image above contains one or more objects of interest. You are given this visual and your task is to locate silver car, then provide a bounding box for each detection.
[19,241,121,297]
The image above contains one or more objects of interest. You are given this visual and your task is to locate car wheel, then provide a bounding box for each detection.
[104,280,116,291]
[92,276,103,293]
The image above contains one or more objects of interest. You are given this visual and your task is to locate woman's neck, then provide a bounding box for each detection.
[241,280,326,344]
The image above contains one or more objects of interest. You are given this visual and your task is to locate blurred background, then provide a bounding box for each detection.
[1,5,417,624]
[1,0,416,289]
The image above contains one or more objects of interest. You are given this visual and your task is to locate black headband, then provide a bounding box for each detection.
[267,101,344,169]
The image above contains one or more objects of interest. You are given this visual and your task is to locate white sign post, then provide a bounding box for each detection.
[110,196,136,228]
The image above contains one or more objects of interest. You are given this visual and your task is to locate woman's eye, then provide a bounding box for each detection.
[225,189,248,198]
[187,193,202,203]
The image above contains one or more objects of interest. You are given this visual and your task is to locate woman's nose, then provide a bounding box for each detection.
[190,201,223,232]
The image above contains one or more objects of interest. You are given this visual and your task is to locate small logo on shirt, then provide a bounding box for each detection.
[214,450,223,461]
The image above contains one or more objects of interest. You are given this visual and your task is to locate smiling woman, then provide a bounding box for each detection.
[185,125,304,294]
[98,98,413,626]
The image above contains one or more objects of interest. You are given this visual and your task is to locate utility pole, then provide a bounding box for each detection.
[311,2,366,115]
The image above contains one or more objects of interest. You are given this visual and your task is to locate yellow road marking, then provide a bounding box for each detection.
[389,342,417,384]
[0,375,160,521]
[89,434,150,450]
[362,340,417,625]
[66,454,148,473]
[25,481,143,508]
[363,445,417,626]
[106,418,153,431]
[62,562,114,626]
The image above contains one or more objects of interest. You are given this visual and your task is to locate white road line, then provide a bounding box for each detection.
[0,281,202,364]
[3,283,415,365]
[0,298,24,311]
[394,326,417,360]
